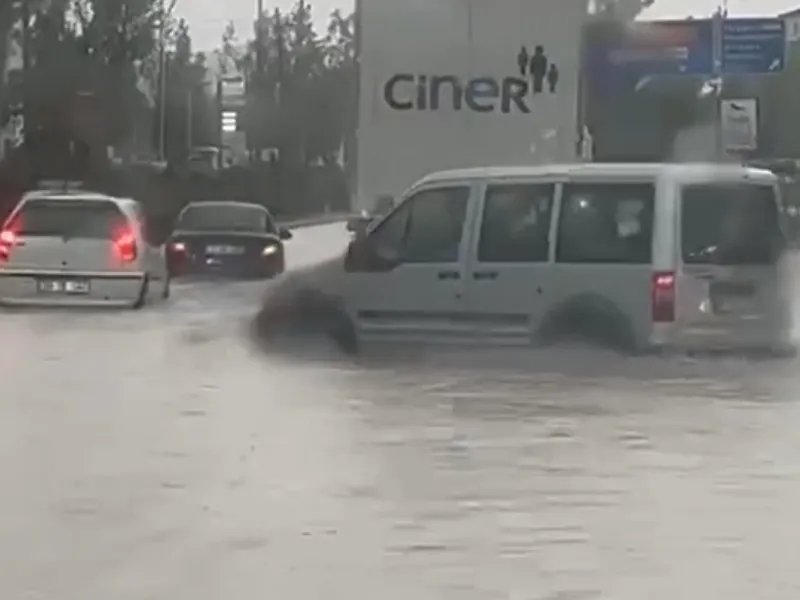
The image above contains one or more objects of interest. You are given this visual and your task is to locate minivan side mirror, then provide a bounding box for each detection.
[346,213,373,236]
[344,236,400,272]
[278,226,292,240]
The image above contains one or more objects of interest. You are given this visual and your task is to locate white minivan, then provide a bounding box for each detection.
[279,163,794,354]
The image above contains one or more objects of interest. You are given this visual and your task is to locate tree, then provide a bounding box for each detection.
[239,2,354,165]
[0,0,167,178]
[584,7,709,160]
[153,18,216,161]
[0,2,17,124]
[219,20,240,75]
[760,42,800,158]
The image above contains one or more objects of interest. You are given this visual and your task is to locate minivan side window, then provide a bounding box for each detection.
[368,186,470,263]
[681,182,783,265]
[555,182,655,264]
[477,183,554,262]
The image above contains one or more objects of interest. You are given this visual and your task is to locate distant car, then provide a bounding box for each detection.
[167,201,292,278]
[0,189,170,308]
[346,210,374,236]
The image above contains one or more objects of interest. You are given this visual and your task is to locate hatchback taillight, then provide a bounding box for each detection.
[114,230,137,262]
[652,271,675,322]
[0,229,16,262]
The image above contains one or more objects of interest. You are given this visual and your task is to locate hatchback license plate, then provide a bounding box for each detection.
[206,245,244,255]
[37,279,90,294]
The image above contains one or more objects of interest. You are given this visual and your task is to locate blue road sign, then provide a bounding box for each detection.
[721,18,785,74]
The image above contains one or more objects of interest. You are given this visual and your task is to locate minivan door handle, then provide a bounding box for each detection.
[437,270,460,280]
[472,271,498,280]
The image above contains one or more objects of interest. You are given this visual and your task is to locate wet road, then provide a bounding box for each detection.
[2,222,800,599]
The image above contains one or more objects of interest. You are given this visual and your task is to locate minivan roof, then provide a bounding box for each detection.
[418,163,777,185]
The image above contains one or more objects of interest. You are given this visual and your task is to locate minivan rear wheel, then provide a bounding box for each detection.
[539,304,638,354]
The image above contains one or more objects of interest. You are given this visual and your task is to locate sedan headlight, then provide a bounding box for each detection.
[262,244,278,256]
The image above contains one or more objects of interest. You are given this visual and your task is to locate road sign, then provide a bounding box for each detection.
[720,98,758,151]
[721,18,785,74]
[221,111,237,133]
[220,76,246,108]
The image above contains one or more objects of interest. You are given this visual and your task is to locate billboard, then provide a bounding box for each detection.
[586,19,714,84]
[356,0,585,210]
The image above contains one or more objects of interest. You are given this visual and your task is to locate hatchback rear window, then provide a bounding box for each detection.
[11,199,126,239]
[681,183,783,265]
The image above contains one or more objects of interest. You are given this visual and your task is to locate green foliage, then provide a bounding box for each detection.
[585,16,707,160]
[234,1,356,168]
[9,0,163,150]
[759,42,800,158]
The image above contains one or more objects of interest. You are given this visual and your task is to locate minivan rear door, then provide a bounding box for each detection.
[4,198,130,272]
[677,181,789,343]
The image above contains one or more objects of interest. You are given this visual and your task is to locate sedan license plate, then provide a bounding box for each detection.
[37,279,90,294]
[206,245,244,255]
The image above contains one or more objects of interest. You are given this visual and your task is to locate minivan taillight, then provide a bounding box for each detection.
[652,271,675,322]
[114,231,137,262]
[0,229,16,262]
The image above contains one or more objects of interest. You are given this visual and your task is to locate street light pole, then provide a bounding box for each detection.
[20,0,31,143]
[186,88,192,152]
[157,0,178,162]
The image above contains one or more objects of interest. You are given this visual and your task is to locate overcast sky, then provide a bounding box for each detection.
[177,0,800,51]
[176,0,354,51]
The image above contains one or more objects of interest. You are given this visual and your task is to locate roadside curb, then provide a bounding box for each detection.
[278,212,350,229]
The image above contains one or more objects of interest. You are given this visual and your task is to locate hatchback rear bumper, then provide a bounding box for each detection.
[0,269,145,306]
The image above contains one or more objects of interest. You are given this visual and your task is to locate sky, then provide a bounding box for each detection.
[176,0,355,51]
[177,0,800,51]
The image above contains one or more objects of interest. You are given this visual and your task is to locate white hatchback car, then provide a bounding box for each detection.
[0,189,170,308]
[268,163,794,355]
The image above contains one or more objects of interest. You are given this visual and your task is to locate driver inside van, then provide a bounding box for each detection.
[480,188,550,260]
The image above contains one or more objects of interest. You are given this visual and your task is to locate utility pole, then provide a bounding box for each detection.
[712,2,728,160]
[254,0,264,157]
[186,89,192,152]
[157,0,178,162]
[20,0,31,143]
[275,9,285,206]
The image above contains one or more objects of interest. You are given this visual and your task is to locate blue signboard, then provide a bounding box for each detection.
[721,18,786,74]
[587,19,714,84]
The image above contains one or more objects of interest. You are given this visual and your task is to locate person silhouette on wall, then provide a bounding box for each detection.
[547,63,559,93]
[517,45,529,76]
[529,45,548,94]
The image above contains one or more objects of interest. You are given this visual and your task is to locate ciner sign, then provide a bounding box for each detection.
[383,44,560,113]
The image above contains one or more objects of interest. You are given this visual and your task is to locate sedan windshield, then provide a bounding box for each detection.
[176,204,275,233]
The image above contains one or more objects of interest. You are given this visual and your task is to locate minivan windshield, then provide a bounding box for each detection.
[681,182,784,265]
[11,199,126,239]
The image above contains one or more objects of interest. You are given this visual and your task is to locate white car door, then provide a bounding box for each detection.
[463,180,557,344]
[344,184,474,343]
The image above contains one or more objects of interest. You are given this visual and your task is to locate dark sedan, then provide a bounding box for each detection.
[167,201,292,278]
